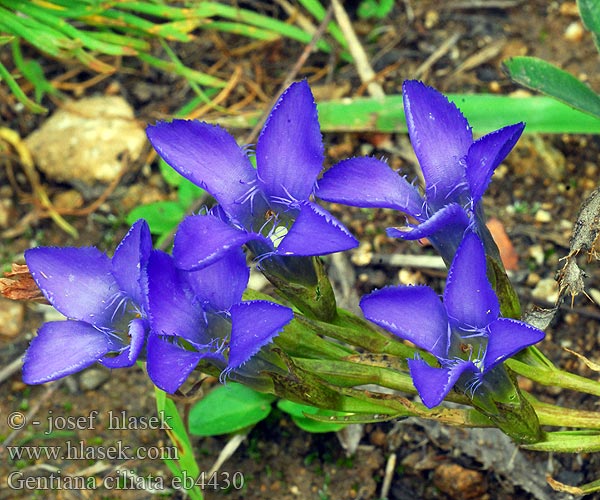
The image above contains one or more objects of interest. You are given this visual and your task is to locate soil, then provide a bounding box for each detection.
[1,1,600,499]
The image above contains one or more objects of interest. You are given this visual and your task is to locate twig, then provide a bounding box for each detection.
[187,65,243,120]
[331,0,385,98]
[414,32,461,79]
[380,452,397,499]
[0,128,78,238]
[448,39,506,79]
[208,431,248,475]
[0,355,23,385]
[243,3,335,144]
[371,253,446,270]
[443,0,523,9]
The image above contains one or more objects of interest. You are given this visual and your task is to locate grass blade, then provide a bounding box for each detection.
[213,94,600,134]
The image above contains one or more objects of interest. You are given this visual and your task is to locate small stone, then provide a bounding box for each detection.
[424,10,439,29]
[559,2,579,16]
[25,96,146,195]
[398,269,423,285]
[528,245,545,266]
[433,463,487,499]
[0,297,25,337]
[351,242,373,266]
[79,368,111,391]
[564,22,584,43]
[53,190,84,211]
[531,277,559,303]
[535,209,552,223]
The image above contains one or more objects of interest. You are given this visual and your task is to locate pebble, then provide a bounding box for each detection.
[559,2,579,16]
[531,277,559,303]
[0,297,25,337]
[564,22,584,43]
[25,96,146,195]
[351,242,373,266]
[535,208,552,223]
[528,245,545,266]
[79,367,111,391]
[433,463,487,499]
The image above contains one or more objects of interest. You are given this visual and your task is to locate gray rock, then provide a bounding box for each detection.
[79,367,111,391]
[25,96,146,195]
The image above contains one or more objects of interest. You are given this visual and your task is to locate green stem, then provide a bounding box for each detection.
[507,358,600,397]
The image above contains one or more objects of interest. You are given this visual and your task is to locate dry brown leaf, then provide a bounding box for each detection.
[0,263,46,303]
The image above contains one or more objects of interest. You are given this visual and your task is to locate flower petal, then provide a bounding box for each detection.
[360,286,449,357]
[444,232,500,330]
[227,300,293,371]
[146,334,204,393]
[403,80,472,201]
[408,357,476,408]
[146,250,207,346]
[22,321,111,384]
[386,203,470,261]
[25,247,117,325]
[316,157,423,215]
[256,81,324,201]
[100,317,148,368]
[186,247,249,312]
[466,123,525,204]
[484,318,545,371]
[277,202,358,256]
[146,120,256,221]
[111,219,152,306]
[173,214,265,271]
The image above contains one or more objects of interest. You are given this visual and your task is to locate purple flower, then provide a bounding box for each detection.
[146,80,357,270]
[317,80,525,261]
[360,232,544,408]
[23,220,152,384]
[144,247,293,393]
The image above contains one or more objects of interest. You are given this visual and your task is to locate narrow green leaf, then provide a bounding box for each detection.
[504,56,600,119]
[214,94,600,134]
[188,383,276,436]
[154,387,204,500]
[0,60,47,113]
[277,399,348,433]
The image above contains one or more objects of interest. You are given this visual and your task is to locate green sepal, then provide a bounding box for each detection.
[469,365,544,444]
[260,256,337,322]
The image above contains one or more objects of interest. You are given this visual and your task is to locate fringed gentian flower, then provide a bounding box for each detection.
[23,220,152,384]
[317,80,525,262]
[146,80,357,270]
[360,232,544,408]
[145,247,293,393]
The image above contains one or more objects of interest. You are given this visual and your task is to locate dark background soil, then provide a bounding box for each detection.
[1,1,600,499]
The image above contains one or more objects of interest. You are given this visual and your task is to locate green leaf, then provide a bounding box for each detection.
[504,56,600,119]
[357,0,395,20]
[177,180,204,208]
[277,399,348,433]
[158,157,186,187]
[578,0,600,34]
[578,0,600,50]
[188,383,276,436]
[126,200,185,235]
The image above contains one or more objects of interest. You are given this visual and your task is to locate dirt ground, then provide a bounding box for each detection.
[1,1,600,499]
